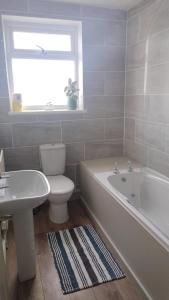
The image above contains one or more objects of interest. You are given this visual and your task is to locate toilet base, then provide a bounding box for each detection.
[49,202,69,224]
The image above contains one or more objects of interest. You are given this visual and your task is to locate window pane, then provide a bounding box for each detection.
[12,59,75,107]
[13,32,71,51]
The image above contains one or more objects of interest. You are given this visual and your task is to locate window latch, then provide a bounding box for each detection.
[36,44,46,54]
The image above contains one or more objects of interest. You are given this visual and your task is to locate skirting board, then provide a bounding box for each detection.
[80,195,152,300]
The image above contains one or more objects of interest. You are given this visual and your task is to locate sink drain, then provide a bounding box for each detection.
[121,177,127,182]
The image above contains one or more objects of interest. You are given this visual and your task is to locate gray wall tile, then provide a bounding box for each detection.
[147,147,169,178]
[104,118,124,139]
[12,122,61,146]
[147,63,169,94]
[104,72,125,95]
[85,142,123,160]
[0,16,3,41]
[137,1,160,42]
[135,120,145,142]
[125,0,169,178]
[81,5,126,21]
[0,124,12,148]
[126,68,145,95]
[0,0,27,12]
[150,0,169,35]
[83,72,104,96]
[125,118,135,140]
[148,29,169,66]
[66,143,84,164]
[125,95,145,118]
[127,15,140,46]
[62,119,104,143]
[36,112,84,122]
[164,126,169,154]
[135,121,164,151]
[126,41,146,70]
[84,96,124,119]
[125,139,147,165]
[65,165,76,184]
[145,95,169,123]
[0,41,7,69]
[0,99,10,123]
[28,0,81,18]
[0,68,9,98]
[104,21,126,46]
[144,123,165,151]
[128,0,156,18]
[84,45,125,71]
[82,20,105,45]
[4,146,40,171]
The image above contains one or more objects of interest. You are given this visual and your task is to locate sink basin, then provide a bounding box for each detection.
[0,170,50,215]
[0,169,50,282]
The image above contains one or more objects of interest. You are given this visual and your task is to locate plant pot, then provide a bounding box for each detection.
[68,97,77,110]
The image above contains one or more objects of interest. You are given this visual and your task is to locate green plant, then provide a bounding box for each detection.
[64,78,79,109]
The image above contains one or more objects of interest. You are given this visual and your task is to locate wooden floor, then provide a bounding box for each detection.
[7,200,144,300]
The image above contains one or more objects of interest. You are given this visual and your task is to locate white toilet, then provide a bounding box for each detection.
[40,144,74,224]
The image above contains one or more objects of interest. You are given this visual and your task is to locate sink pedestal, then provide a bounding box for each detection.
[13,209,36,282]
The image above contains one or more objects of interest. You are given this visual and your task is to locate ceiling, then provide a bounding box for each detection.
[50,0,145,10]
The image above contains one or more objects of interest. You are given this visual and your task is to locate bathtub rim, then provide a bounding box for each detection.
[80,162,169,253]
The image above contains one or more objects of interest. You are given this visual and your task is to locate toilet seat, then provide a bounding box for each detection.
[47,175,74,195]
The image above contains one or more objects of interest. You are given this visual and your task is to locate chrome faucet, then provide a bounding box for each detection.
[0,173,10,189]
[113,162,120,175]
[0,185,8,189]
[128,161,133,172]
[0,173,10,179]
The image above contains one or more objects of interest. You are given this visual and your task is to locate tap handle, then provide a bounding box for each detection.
[113,161,119,174]
[128,160,133,172]
[0,173,10,179]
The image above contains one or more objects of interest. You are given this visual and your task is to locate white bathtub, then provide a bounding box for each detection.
[97,168,169,250]
[80,157,169,300]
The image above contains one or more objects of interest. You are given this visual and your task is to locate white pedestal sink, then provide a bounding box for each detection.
[0,170,50,282]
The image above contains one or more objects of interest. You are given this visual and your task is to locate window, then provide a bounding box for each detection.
[3,16,83,111]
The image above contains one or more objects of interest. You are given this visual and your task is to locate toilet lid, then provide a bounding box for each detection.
[47,175,74,195]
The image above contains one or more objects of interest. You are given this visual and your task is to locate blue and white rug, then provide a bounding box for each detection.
[47,224,125,294]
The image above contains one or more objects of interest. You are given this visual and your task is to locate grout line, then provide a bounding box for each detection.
[84,70,125,73]
[26,0,30,14]
[127,0,159,20]
[103,118,106,140]
[83,143,86,160]
[123,10,128,156]
[126,59,169,72]
[10,123,14,148]
[2,139,124,151]
[60,121,63,143]
[125,137,169,158]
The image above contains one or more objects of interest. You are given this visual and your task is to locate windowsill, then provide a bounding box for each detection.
[8,109,87,115]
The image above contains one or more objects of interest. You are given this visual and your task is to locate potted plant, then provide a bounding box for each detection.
[64,78,79,110]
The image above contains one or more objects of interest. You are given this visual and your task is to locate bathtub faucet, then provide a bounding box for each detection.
[113,162,120,175]
[0,173,10,189]
[128,161,133,172]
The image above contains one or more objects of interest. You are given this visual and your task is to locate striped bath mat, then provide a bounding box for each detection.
[47,224,125,294]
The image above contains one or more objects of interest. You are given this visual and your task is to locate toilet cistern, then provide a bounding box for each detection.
[40,144,74,224]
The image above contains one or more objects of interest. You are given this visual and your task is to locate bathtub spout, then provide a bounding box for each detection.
[128,161,133,172]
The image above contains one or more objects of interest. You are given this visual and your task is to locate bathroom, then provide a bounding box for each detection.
[0,0,169,299]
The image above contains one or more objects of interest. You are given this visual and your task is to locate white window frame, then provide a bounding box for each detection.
[2,15,83,111]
